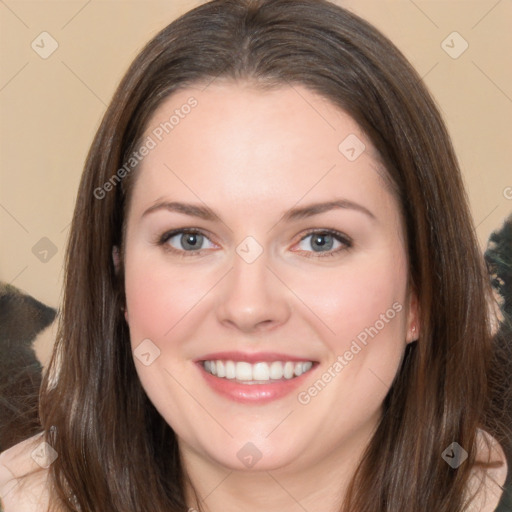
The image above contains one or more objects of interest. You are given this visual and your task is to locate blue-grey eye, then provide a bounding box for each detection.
[297,232,343,252]
[165,231,215,251]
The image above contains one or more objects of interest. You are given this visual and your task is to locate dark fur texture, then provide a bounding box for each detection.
[0,283,56,451]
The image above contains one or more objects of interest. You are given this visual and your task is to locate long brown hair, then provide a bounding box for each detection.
[39,0,511,510]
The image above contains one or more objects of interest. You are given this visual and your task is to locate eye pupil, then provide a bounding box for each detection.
[311,234,333,251]
[181,233,202,250]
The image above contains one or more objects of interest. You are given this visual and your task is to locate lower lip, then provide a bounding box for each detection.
[197,363,316,404]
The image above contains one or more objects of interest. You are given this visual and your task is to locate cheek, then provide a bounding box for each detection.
[291,254,409,422]
[287,250,409,349]
[123,250,211,345]
[123,251,208,429]
[124,268,167,343]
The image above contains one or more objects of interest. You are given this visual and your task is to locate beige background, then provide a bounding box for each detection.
[1,0,511,365]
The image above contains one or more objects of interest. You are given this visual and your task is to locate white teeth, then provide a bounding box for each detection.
[225,360,236,379]
[269,361,284,379]
[235,362,252,380]
[202,359,314,382]
[217,360,226,378]
[253,362,270,380]
[302,361,313,373]
[283,361,294,379]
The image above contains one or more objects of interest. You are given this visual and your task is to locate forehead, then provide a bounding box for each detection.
[143,81,381,165]
[127,82,395,222]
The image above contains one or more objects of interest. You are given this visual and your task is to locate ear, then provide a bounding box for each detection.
[112,245,121,274]
[112,246,129,323]
[405,290,420,344]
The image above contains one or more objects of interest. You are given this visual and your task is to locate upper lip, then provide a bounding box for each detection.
[196,351,318,364]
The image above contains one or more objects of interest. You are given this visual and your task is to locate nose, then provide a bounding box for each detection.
[215,248,292,334]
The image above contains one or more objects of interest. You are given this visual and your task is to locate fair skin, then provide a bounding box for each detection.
[122,82,418,512]
[0,82,506,512]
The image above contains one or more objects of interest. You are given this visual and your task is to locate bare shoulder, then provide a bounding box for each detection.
[0,433,52,512]
[466,428,509,512]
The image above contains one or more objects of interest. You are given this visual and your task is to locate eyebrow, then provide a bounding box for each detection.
[281,199,375,222]
[141,199,376,222]
[142,201,221,221]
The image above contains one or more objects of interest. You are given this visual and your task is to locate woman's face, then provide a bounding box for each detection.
[120,82,418,474]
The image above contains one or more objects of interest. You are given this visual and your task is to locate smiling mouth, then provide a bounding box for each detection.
[202,360,314,383]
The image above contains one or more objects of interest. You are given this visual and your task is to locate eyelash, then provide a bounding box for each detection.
[156,228,353,259]
[296,229,353,258]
